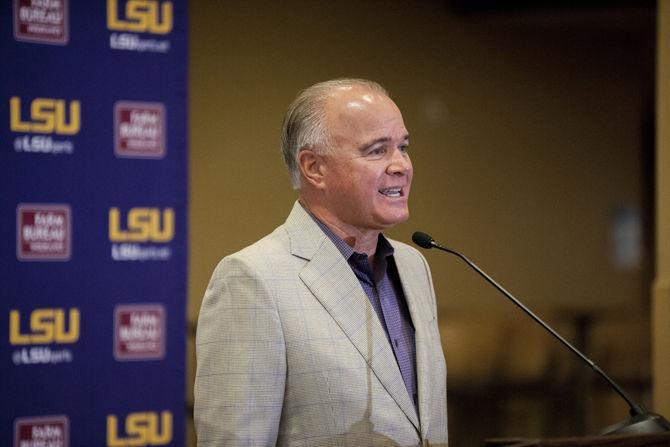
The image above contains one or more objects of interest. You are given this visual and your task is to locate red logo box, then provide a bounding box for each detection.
[14,0,68,45]
[114,304,166,361]
[17,204,71,261]
[14,415,69,447]
[114,101,166,159]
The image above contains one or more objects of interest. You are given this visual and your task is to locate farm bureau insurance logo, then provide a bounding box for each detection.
[10,96,80,155]
[114,304,165,360]
[107,0,173,53]
[17,204,71,261]
[9,307,80,366]
[14,415,69,447]
[14,0,68,45]
[107,411,172,447]
[115,101,166,159]
[109,207,174,261]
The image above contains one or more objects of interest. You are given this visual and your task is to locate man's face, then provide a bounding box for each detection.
[318,86,413,234]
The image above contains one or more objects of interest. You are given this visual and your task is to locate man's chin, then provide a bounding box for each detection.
[375,211,410,229]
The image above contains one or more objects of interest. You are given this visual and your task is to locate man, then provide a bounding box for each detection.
[195,79,448,446]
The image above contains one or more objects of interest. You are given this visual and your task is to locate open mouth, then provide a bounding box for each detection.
[379,187,403,198]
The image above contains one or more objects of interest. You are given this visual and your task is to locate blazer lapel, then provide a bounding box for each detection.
[394,249,435,439]
[284,202,420,430]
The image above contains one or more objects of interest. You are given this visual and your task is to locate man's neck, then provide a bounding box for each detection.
[299,199,380,258]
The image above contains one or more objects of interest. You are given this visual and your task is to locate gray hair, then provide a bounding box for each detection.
[280,78,388,189]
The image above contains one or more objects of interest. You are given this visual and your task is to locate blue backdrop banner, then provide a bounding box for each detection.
[1,1,187,446]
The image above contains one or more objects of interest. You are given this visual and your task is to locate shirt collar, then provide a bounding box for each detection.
[301,203,395,260]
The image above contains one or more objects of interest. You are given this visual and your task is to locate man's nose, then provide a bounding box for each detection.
[387,149,411,175]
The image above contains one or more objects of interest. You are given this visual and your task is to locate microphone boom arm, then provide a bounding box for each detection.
[433,241,644,416]
[412,230,670,435]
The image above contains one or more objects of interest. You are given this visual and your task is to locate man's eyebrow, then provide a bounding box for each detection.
[358,134,410,152]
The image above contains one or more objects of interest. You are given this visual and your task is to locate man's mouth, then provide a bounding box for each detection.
[379,187,403,198]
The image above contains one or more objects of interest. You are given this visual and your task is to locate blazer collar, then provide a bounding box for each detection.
[284,201,329,260]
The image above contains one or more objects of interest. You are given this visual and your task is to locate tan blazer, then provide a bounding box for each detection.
[194,202,448,446]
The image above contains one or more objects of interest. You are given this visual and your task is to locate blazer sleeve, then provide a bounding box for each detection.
[194,254,287,446]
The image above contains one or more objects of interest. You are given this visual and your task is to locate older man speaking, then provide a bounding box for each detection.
[195,79,448,446]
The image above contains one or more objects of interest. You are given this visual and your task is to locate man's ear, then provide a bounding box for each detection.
[298,149,326,189]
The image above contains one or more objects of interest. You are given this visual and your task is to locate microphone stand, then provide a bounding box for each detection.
[413,231,670,435]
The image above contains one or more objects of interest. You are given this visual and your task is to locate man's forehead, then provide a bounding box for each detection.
[322,86,406,142]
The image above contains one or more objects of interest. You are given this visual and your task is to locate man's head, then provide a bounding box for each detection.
[281,79,390,189]
[281,78,413,236]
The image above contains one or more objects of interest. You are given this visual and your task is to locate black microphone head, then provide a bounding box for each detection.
[412,231,435,249]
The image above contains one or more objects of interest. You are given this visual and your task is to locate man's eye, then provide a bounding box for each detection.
[368,147,386,156]
[399,145,409,153]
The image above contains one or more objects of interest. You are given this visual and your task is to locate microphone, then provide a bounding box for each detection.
[411,231,435,249]
[412,231,670,435]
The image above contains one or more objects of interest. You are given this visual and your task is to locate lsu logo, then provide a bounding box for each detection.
[107,0,173,34]
[10,97,80,135]
[9,308,80,345]
[107,411,172,446]
[109,208,174,243]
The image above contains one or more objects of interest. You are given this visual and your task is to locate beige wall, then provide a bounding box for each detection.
[189,2,654,444]
[654,0,670,417]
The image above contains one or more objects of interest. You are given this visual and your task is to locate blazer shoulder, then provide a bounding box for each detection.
[209,224,291,276]
[231,224,291,257]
